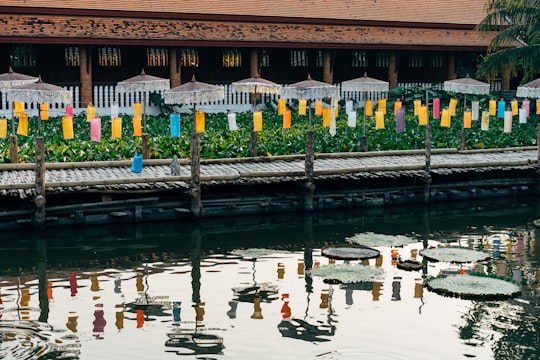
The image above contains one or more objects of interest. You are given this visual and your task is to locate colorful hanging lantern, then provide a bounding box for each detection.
[463,111,472,129]
[394,100,402,116]
[132,116,142,136]
[0,118,7,138]
[65,105,73,117]
[90,117,101,142]
[449,98,458,116]
[39,103,49,120]
[62,116,74,140]
[365,99,373,116]
[489,99,496,116]
[418,106,428,126]
[87,105,96,122]
[16,113,28,136]
[13,102,24,117]
[396,107,405,133]
[497,100,505,118]
[277,98,286,116]
[503,110,512,133]
[481,111,489,131]
[298,99,307,116]
[283,110,291,129]
[111,117,122,139]
[253,111,263,132]
[195,111,205,133]
[315,100,323,116]
[537,100,540,115]
[519,108,527,124]
[511,100,518,115]
[134,102,142,117]
[522,100,530,117]
[347,111,356,128]
[375,110,385,129]
[228,112,238,131]
[471,101,479,120]
[440,109,450,128]
[432,98,440,119]
[170,113,180,138]
[321,108,331,127]
[413,99,421,116]
[377,99,386,115]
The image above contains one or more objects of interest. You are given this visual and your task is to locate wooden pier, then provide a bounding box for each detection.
[0,146,538,229]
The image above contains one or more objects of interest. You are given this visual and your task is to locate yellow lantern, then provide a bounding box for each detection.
[365,100,373,116]
[132,116,142,136]
[322,108,331,127]
[17,113,28,136]
[277,98,286,116]
[489,99,497,116]
[463,111,472,129]
[195,111,205,133]
[134,102,142,117]
[0,118,7,138]
[418,106,428,126]
[481,111,490,130]
[112,117,122,139]
[40,103,49,120]
[283,110,291,129]
[375,110,385,129]
[87,105,96,122]
[413,99,421,116]
[315,100,323,116]
[298,99,307,116]
[13,101,24,117]
[377,99,386,115]
[449,98,458,116]
[253,111,263,132]
[62,116,74,140]
[440,109,451,127]
[511,100,518,116]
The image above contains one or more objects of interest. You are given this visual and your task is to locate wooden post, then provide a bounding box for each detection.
[304,130,315,212]
[142,133,150,159]
[424,124,432,204]
[34,136,46,228]
[79,45,93,108]
[447,52,457,80]
[322,50,333,85]
[169,47,181,88]
[460,131,466,151]
[250,121,258,157]
[9,134,18,163]
[361,135,368,152]
[388,51,398,90]
[190,131,202,217]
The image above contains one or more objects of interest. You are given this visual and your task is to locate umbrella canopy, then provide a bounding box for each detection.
[0,66,38,90]
[516,78,540,98]
[231,75,281,95]
[164,75,224,105]
[443,75,490,95]
[116,69,170,94]
[341,72,389,93]
[281,74,337,100]
[7,76,72,104]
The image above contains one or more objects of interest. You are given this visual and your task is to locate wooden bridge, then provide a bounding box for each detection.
[1,145,538,230]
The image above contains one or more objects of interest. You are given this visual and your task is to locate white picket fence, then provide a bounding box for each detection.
[0,81,501,118]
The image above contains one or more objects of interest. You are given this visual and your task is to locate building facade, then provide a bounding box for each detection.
[0,0,501,109]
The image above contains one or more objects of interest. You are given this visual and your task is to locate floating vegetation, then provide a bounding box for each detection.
[230,248,290,259]
[425,274,521,300]
[419,247,490,263]
[346,232,418,247]
[310,263,384,284]
[322,246,380,260]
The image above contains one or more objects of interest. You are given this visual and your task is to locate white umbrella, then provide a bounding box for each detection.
[116,69,170,133]
[516,78,540,98]
[0,66,38,90]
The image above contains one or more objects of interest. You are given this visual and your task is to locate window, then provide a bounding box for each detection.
[259,49,270,68]
[147,48,168,67]
[315,50,323,68]
[65,46,80,67]
[409,52,424,68]
[430,52,444,68]
[181,49,199,67]
[375,52,389,68]
[98,46,121,67]
[222,49,242,68]
[290,50,308,67]
[11,45,36,67]
[352,51,368,67]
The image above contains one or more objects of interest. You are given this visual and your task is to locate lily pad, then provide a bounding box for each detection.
[419,247,489,263]
[310,263,384,284]
[346,232,418,247]
[425,274,521,300]
[322,246,380,260]
[230,248,289,259]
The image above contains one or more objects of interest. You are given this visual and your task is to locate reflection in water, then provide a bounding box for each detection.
[0,200,539,359]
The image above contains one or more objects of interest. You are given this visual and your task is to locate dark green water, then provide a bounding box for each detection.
[1,198,539,359]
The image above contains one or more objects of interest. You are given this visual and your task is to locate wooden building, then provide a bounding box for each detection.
[0,0,499,108]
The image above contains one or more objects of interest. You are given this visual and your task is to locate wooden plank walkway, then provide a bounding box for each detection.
[0,148,537,198]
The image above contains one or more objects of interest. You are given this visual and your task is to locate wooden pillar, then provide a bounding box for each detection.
[250,49,259,77]
[79,46,93,108]
[424,124,432,204]
[34,136,46,228]
[9,134,18,163]
[322,50,333,84]
[190,129,202,218]
[169,47,181,88]
[501,68,511,91]
[304,130,315,212]
[141,134,150,159]
[447,52,457,80]
[249,48,259,157]
[388,51,398,89]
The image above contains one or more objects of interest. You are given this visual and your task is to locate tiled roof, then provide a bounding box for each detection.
[1,0,490,26]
